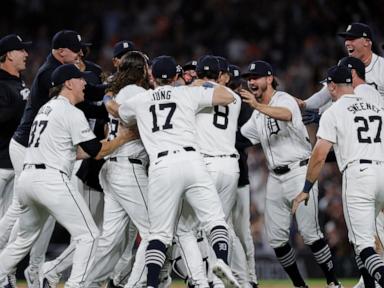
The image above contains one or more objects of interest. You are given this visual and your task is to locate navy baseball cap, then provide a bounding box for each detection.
[216,56,229,73]
[338,23,373,40]
[52,30,91,53]
[338,56,365,78]
[228,64,241,79]
[0,34,32,56]
[113,40,135,58]
[242,60,274,78]
[51,64,92,87]
[182,60,197,71]
[196,55,220,74]
[323,65,352,84]
[151,55,177,79]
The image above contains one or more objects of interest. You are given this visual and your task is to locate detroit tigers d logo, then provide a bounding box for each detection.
[267,117,280,136]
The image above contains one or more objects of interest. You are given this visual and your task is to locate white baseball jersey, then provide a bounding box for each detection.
[366,53,384,97]
[108,84,148,160]
[195,82,241,156]
[305,53,384,110]
[118,85,214,162]
[241,91,311,170]
[354,83,383,107]
[24,95,96,176]
[317,94,384,171]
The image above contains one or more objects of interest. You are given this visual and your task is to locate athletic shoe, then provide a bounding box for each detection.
[158,276,172,288]
[24,266,40,288]
[212,259,240,288]
[326,282,344,288]
[41,275,59,288]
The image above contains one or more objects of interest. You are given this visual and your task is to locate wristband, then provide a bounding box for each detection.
[103,95,112,105]
[302,179,314,193]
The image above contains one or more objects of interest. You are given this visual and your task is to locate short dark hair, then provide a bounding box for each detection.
[0,54,6,63]
[197,70,220,81]
[154,78,174,86]
[108,51,149,94]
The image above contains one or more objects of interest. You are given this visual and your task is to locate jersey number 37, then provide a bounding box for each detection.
[28,120,48,147]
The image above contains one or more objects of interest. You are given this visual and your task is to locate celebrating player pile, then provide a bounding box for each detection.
[1,21,384,288]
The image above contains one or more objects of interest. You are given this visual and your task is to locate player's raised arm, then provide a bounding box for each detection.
[240,88,292,121]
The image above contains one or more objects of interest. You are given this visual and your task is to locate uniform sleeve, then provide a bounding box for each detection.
[240,112,260,145]
[305,85,332,110]
[276,94,302,126]
[317,109,337,143]
[69,109,96,145]
[187,86,214,110]
[118,98,137,126]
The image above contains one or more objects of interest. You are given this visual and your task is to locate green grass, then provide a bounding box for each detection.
[17,278,359,288]
[257,278,358,287]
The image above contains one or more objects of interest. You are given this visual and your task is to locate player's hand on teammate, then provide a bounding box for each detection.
[302,109,321,125]
[294,97,306,109]
[190,79,206,86]
[239,89,259,109]
[291,192,309,215]
[117,124,140,142]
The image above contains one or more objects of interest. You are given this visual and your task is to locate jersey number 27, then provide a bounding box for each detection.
[354,115,382,143]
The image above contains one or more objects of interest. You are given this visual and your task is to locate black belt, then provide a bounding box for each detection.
[109,157,142,165]
[272,159,309,175]
[24,163,46,169]
[23,163,67,175]
[157,146,195,158]
[360,159,372,164]
[204,154,237,158]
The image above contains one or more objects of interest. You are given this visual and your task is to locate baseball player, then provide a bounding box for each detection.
[292,65,384,288]
[84,51,150,288]
[39,47,110,288]
[0,64,135,288]
[240,60,341,288]
[111,55,239,288]
[301,23,384,111]
[299,23,384,287]
[228,64,259,288]
[0,34,30,225]
[182,60,197,85]
[172,55,244,288]
[0,30,90,288]
[112,40,136,69]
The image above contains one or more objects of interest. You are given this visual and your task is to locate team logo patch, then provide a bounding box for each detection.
[20,88,30,100]
[267,117,280,136]
[346,25,351,32]
[77,34,82,42]
[17,35,22,42]
[123,42,129,48]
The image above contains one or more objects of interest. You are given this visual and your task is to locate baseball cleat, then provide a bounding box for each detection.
[327,282,344,288]
[212,259,240,288]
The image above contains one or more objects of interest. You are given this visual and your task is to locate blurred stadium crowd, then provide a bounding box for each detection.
[3,0,384,278]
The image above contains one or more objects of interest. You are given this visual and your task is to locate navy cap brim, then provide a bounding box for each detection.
[241,72,265,78]
[337,32,363,39]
